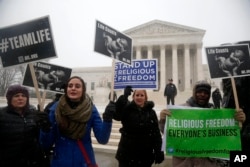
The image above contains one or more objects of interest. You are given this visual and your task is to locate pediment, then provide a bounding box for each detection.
[123,20,205,36]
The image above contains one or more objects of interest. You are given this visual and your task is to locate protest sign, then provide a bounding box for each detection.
[164,108,241,159]
[22,61,72,93]
[94,20,132,65]
[205,44,250,79]
[114,59,158,89]
[0,16,57,68]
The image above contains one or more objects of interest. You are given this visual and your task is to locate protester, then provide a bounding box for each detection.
[0,84,50,167]
[43,93,63,162]
[108,91,117,102]
[113,86,164,167]
[222,76,250,151]
[159,80,246,167]
[164,78,177,105]
[39,76,115,167]
[212,88,222,108]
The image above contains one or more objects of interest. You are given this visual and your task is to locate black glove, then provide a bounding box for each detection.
[124,86,133,99]
[103,101,116,122]
[35,112,51,132]
[37,104,41,111]
[154,151,164,164]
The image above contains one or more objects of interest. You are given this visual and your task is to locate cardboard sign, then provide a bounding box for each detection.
[114,59,158,89]
[165,108,241,159]
[0,16,57,68]
[205,44,250,79]
[23,62,72,93]
[94,20,132,65]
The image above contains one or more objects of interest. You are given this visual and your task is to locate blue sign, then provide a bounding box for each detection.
[114,59,158,89]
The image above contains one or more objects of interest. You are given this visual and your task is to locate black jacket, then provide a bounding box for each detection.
[164,83,177,97]
[0,106,47,167]
[114,95,162,164]
[222,77,250,151]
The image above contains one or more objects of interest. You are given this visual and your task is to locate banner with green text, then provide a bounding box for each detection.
[164,108,241,159]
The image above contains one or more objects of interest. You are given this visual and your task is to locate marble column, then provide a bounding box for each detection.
[136,46,141,59]
[184,44,191,90]
[196,43,203,81]
[148,46,153,59]
[160,45,166,91]
[172,45,178,87]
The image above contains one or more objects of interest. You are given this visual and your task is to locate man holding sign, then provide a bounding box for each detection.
[159,80,246,167]
[222,76,250,152]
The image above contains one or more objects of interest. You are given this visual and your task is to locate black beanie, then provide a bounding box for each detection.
[6,84,29,107]
[193,80,211,99]
[195,85,211,93]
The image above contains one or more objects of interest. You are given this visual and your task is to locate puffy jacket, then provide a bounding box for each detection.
[114,95,162,165]
[40,102,112,167]
[0,106,47,167]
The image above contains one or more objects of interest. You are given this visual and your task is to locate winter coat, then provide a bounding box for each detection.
[39,102,112,167]
[212,90,222,108]
[0,106,47,167]
[222,77,250,151]
[113,95,162,165]
[164,83,177,97]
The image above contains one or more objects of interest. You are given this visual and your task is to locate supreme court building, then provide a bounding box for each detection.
[72,20,209,104]
[125,19,206,92]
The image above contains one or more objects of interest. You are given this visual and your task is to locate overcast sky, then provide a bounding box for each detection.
[0,0,250,68]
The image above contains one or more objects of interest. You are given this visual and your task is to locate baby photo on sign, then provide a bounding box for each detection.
[205,44,250,79]
[22,62,72,93]
[94,20,132,65]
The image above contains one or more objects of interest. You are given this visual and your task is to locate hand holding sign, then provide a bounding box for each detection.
[124,85,133,99]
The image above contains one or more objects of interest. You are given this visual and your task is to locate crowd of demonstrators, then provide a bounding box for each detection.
[3,77,248,167]
[39,76,114,167]
[0,85,50,167]
[113,86,164,167]
[212,88,222,108]
[164,78,177,105]
[222,76,250,151]
[159,80,246,167]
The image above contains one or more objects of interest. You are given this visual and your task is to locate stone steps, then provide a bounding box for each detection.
[91,120,173,167]
[91,120,121,150]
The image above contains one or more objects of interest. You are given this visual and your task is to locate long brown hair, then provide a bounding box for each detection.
[64,76,86,102]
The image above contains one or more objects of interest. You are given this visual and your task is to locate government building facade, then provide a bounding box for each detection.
[72,20,214,105]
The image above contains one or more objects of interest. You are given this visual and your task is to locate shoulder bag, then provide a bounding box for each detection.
[77,139,98,167]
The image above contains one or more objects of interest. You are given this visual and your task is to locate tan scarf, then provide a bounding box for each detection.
[55,94,92,139]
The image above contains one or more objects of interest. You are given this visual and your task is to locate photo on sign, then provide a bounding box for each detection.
[205,44,250,79]
[22,62,72,93]
[94,20,132,65]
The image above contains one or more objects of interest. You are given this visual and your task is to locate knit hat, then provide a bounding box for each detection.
[193,80,211,102]
[6,84,29,107]
[195,81,211,93]
[193,80,211,94]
